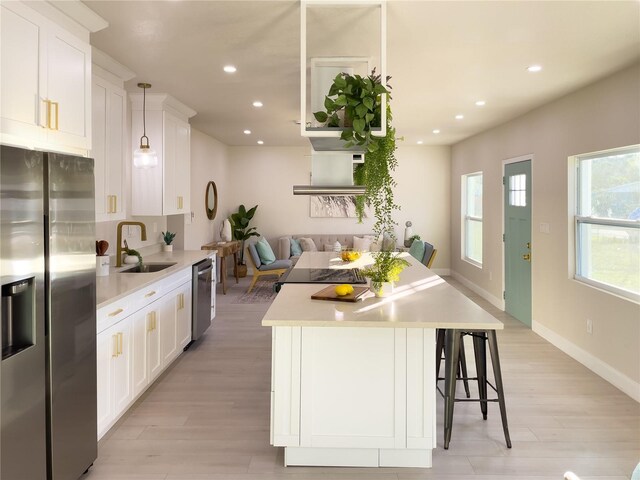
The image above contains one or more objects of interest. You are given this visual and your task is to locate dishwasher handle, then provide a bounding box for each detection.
[198,266,213,276]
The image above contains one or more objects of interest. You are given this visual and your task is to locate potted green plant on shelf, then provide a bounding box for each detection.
[314,68,403,283]
[229,204,260,278]
[361,251,410,297]
[162,231,176,252]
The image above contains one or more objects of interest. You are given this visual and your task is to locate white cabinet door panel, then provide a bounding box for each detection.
[96,324,114,438]
[0,3,46,143]
[176,283,192,350]
[107,88,125,217]
[47,26,91,149]
[112,317,133,414]
[131,309,149,398]
[272,326,301,446]
[406,329,436,449]
[300,327,406,449]
[92,80,107,217]
[160,293,178,367]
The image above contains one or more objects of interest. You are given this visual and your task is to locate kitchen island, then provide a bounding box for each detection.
[262,251,503,468]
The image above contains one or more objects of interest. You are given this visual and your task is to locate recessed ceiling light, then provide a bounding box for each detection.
[455,114,464,120]
[475,100,486,107]
[243,130,251,135]
[432,129,440,134]
[252,101,263,108]
[223,65,237,73]
[417,140,424,145]
[257,140,264,145]
[527,64,542,73]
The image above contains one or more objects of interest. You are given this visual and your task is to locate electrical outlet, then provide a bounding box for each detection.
[153,222,157,233]
[586,318,593,334]
[489,271,493,281]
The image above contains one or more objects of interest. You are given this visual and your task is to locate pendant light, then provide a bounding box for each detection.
[133,82,158,168]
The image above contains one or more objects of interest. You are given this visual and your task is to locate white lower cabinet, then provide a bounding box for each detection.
[97,268,193,439]
[160,293,178,367]
[97,315,133,440]
[176,283,193,350]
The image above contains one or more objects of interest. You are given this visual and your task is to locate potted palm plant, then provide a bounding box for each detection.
[361,251,410,297]
[162,231,176,252]
[229,204,260,277]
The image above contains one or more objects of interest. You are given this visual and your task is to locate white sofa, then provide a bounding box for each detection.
[278,234,383,264]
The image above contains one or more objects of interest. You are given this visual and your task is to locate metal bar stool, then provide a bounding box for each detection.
[436,328,512,450]
[436,329,471,399]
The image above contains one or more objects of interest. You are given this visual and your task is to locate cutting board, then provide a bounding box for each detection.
[311,285,369,303]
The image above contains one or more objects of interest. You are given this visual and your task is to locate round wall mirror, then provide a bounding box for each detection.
[205,181,218,220]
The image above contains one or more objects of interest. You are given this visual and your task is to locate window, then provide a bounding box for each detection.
[508,174,527,207]
[575,145,640,300]
[463,172,483,265]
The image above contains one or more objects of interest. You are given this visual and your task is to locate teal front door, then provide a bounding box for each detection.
[504,160,532,327]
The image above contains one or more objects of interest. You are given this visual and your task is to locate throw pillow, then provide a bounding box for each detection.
[353,236,372,252]
[290,238,302,256]
[299,237,318,252]
[248,243,262,268]
[324,241,341,252]
[255,238,276,265]
[409,239,426,262]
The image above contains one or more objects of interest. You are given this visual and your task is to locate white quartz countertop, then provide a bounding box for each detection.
[261,252,503,330]
[96,250,215,309]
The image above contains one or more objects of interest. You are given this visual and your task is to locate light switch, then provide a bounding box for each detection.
[539,222,550,234]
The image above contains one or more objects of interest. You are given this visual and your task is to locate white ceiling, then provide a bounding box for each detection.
[85,0,640,148]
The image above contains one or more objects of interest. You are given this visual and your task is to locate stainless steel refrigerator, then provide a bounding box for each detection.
[1,145,97,480]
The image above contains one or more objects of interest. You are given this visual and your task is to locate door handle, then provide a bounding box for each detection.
[522,253,531,261]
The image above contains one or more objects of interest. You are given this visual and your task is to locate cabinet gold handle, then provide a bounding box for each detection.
[108,308,124,317]
[112,334,118,357]
[145,291,157,298]
[51,101,59,130]
[113,195,117,213]
[522,253,531,261]
[147,313,153,332]
[117,332,123,355]
[45,100,52,129]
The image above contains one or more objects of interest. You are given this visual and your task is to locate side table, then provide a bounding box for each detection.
[202,240,240,294]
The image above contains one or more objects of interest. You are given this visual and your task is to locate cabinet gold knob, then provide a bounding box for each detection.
[522,253,531,261]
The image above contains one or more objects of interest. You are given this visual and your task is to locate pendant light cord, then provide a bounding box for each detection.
[138,82,152,148]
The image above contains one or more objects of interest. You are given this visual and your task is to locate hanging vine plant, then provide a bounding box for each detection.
[313,68,400,240]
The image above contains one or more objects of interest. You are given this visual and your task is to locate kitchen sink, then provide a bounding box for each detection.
[119,263,177,273]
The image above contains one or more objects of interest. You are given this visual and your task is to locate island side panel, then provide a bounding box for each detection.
[271,326,301,446]
[406,328,436,449]
[299,327,406,449]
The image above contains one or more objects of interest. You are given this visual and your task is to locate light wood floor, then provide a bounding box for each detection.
[86,276,640,480]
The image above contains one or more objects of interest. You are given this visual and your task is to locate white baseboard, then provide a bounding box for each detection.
[432,268,450,276]
[533,320,640,403]
[449,270,505,310]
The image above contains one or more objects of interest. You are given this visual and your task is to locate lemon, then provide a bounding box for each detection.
[334,284,354,296]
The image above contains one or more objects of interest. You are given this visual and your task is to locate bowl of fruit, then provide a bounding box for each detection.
[340,248,361,263]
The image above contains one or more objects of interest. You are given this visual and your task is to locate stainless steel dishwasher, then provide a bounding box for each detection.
[191,258,213,342]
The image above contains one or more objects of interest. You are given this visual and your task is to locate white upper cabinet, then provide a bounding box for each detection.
[91,48,135,222]
[130,94,196,216]
[0,1,101,155]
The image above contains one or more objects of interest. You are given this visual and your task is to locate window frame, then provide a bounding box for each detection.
[462,171,483,267]
[573,145,640,302]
